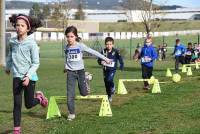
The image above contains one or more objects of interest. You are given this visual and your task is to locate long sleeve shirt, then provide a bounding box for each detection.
[6,35,39,81]
[64,42,109,71]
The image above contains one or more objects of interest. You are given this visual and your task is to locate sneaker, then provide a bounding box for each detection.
[111,87,115,95]
[143,86,150,90]
[108,95,112,102]
[13,127,21,134]
[67,114,75,121]
[36,91,48,108]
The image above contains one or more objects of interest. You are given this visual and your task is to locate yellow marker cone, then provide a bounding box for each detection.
[117,80,127,94]
[182,65,187,73]
[152,79,161,93]
[187,67,192,76]
[99,96,112,117]
[195,62,199,69]
[46,96,61,119]
[148,76,156,85]
[166,68,172,77]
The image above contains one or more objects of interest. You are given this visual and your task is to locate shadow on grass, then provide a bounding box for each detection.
[25,111,45,119]
[89,65,167,72]
[0,130,12,134]
[0,110,12,114]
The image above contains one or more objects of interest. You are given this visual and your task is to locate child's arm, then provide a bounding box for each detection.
[151,47,158,61]
[26,43,40,79]
[81,43,110,62]
[172,45,176,55]
[116,50,124,70]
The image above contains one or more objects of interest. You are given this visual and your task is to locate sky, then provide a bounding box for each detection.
[6,0,200,8]
[156,0,200,8]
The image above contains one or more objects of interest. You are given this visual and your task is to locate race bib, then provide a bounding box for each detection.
[141,57,151,63]
[186,51,191,55]
[67,49,81,61]
[103,62,115,67]
[175,50,181,56]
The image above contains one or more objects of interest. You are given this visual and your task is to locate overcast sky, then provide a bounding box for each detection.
[6,0,200,8]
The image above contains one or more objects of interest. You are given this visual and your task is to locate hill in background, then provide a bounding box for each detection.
[6,0,182,10]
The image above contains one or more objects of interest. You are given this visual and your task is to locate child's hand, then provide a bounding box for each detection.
[101,61,106,65]
[105,59,112,64]
[63,69,67,73]
[5,70,10,75]
[22,76,30,86]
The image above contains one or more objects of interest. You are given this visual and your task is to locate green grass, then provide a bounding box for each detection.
[1,37,200,134]
[99,21,200,32]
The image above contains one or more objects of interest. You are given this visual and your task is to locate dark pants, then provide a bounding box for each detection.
[142,65,153,87]
[175,56,185,73]
[67,69,88,114]
[103,69,116,97]
[13,78,40,127]
[185,56,192,64]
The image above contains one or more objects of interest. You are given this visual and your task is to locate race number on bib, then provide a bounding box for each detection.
[103,62,115,67]
[175,50,181,56]
[67,49,81,61]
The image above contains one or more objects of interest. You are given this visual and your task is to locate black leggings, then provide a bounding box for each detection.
[175,56,185,73]
[142,65,153,87]
[13,78,40,127]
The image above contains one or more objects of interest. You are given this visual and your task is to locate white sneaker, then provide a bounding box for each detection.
[67,114,75,121]
[108,96,112,102]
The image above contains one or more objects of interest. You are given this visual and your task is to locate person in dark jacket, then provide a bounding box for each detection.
[185,42,194,64]
[98,37,124,102]
[140,36,158,90]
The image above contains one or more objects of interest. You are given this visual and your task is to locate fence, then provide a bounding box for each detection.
[6,30,200,41]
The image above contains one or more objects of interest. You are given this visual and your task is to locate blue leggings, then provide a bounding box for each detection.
[103,70,116,97]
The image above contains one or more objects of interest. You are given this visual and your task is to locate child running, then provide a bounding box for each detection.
[185,42,194,64]
[97,37,124,102]
[140,36,157,90]
[64,26,111,121]
[5,14,48,134]
[172,39,186,73]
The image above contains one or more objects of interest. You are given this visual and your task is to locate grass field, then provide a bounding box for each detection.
[99,21,200,32]
[1,36,200,134]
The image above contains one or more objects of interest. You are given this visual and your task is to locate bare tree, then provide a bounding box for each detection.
[50,0,73,30]
[123,0,166,35]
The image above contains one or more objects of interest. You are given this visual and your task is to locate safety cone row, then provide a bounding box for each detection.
[182,65,187,73]
[99,96,112,117]
[151,79,161,93]
[187,67,192,76]
[166,68,172,77]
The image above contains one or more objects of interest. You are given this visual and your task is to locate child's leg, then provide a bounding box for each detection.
[103,70,111,96]
[24,81,40,109]
[13,78,23,127]
[67,70,77,114]
[147,67,153,78]
[175,56,180,73]
[106,70,116,95]
[142,65,149,87]
[77,70,88,96]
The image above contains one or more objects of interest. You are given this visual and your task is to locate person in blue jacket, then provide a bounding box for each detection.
[172,39,186,73]
[98,37,124,102]
[140,36,158,90]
